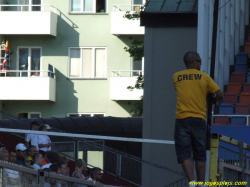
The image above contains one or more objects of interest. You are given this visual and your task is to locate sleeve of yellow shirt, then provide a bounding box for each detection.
[207,75,220,94]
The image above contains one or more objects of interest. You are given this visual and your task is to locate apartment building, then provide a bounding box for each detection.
[0,0,145,119]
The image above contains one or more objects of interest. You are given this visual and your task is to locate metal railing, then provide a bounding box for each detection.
[0,161,116,187]
[111,70,143,77]
[0,70,56,79]
[210,134,250,186]
[0,4,57,13]
[212,114,250,126]
[112,4,144,12]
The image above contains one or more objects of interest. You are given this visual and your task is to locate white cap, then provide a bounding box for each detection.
[15,143,27,151]
[45,124,52,130]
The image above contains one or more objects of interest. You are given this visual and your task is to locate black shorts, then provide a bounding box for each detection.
[174,117,207,164]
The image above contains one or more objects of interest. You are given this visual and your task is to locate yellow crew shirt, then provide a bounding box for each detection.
[173,69,220,120]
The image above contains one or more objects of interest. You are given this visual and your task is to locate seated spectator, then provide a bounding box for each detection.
[50,163,62,174]
[1,150,20,186]
[87,167,103,185]
[0,150,9,161]
[41,151,60,169]
[38,125,54,157]
[25,159,31,168]
[9,150,17,163]
[15,143,27,167]
[33,152,43,170]
[0,143,6,150]
[59,156,69,176]
[72,159,87,179]
[72,159,88,187]
[42,168,57,187]
[26,145,38,168]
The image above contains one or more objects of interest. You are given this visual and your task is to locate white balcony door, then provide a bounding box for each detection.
[18,47,41,77]
[132,0,145,11]
[132,58,144,77]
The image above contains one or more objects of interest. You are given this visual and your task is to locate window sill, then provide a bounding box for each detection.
[68,78,107,80]
[69,12,108,15]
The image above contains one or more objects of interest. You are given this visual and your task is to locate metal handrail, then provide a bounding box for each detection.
[0,4,57,13]
[0,70,56,79]
[112,4,144,11]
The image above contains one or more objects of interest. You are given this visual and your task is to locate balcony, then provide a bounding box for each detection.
[0,5,58,36]
[111,5,145,35]
[0,69,56,102]
[110,70,143,100]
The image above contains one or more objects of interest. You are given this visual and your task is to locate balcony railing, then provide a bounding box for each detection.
[0,69,56,101]
[0,70,56,78]
[0,5,58,36]
[111,4,145,35]
[110,70,143,100]
[111,70,143,77]
[112,4,144,12]
[0,4,57,13]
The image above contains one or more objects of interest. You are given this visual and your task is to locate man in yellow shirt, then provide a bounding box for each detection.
[173,51,223,187]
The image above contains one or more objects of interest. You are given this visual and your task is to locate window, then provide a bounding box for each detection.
[18,0,41,11]
[68,113,105,117]
[18,112,41,119]
[69,47,106,79]
[70,0,106,13]
[18,47,41,77]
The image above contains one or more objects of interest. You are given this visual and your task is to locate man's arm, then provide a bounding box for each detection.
[213,89,223,102]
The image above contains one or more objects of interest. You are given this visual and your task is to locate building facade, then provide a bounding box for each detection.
[0,0,144,119]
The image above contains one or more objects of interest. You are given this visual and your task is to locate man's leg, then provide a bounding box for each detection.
[195,161,205,182]
[181,159,194,181]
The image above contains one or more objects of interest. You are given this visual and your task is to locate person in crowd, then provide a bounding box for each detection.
[38,124,54,157]
[41,151,60,169]
[26,145,38,168]
[72,159,87,178]
[0,150,9,161]
[9,150,17,163]
[42,168,57,187]
[59,156,69,176]
[72,159,88,187]
[0,143,6,150]
[1,150,20,186]
[50,163,62,174]
[33,152,44,170]
[173,51,223,187]
[87,167,103,184]
[25,121,40,149]
[15,143,27,167]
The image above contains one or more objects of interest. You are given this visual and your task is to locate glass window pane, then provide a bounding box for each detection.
[19,48,28,77]
[84,0,93,12]
[70,49,81,77]
[32,0,41,11]
[82,49,93,78]
[96,0,106,13]
[133,0,143,4]
[31,48,41,76]
[72,0,81,11]
[132,59,142,76]
[95,48,105,78]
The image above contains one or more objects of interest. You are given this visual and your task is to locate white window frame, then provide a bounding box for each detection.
[17,46,42,77]
[69,0,108,14]
[68,47,107,79]
[67,113,105,117]
[17,112,41,118]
